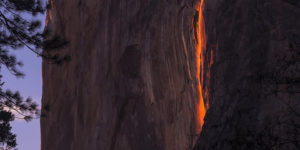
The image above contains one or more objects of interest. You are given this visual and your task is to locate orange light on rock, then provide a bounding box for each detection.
[195,0,207,133]
[45,0,53,26]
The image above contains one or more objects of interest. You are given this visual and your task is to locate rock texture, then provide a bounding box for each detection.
[195,0,300,149]
[42,0,300,149]
[41,0,204,150]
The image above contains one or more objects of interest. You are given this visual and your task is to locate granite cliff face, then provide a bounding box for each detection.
[41,0,203,150]
[42,0,300,149]
[195,0,300,149]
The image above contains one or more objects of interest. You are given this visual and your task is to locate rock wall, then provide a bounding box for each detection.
[195,0,300,149]
[41,0,204,150]
[42,0,300,149]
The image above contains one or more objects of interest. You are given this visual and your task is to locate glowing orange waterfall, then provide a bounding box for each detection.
[195,0,207,133]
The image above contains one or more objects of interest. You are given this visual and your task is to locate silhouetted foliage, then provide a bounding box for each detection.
[0,0,68,149]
